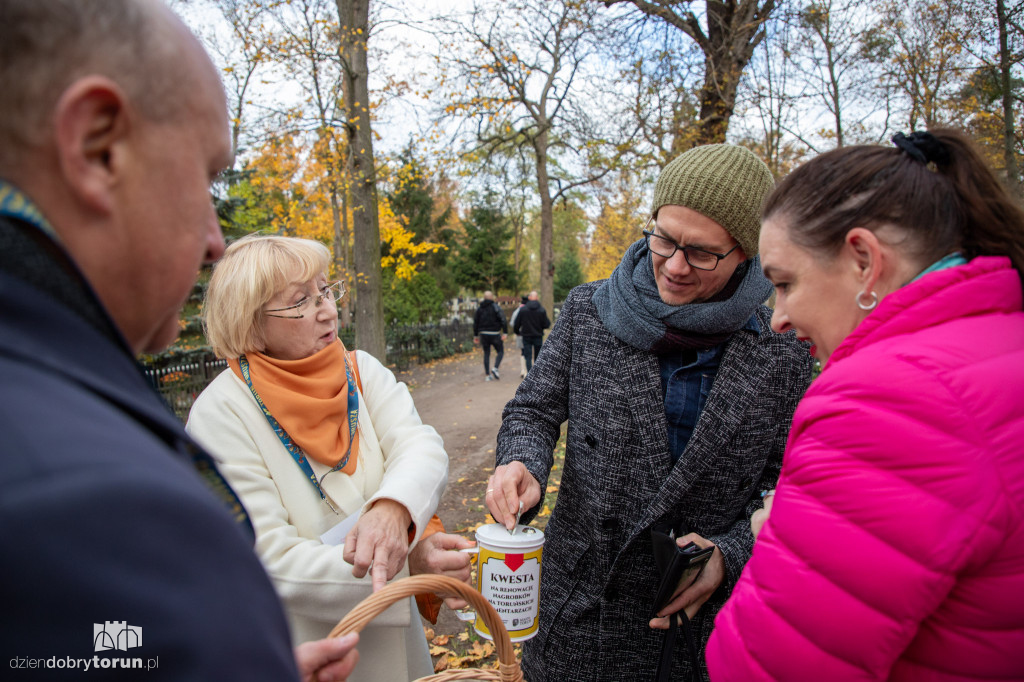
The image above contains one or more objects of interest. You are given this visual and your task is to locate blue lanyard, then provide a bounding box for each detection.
[0,180,60,242]
[239,353,359,507]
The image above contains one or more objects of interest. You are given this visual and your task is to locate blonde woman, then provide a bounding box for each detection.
[186,234,471,681]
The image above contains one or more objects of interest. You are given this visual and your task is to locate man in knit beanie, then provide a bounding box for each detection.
[487,144,813,682]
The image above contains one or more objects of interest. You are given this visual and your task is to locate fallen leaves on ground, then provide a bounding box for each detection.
[426,626,496,671]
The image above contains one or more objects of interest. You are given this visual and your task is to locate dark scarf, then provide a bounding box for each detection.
[593,238,772,352]
[0,201,125,351]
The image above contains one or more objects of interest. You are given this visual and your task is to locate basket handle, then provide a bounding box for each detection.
[328,574,522,681]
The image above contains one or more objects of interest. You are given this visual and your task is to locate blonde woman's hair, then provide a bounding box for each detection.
[203,234,332,359]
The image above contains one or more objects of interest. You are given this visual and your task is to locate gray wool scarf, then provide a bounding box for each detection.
[593,239,773,352]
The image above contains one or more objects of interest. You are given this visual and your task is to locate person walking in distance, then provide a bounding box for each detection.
[473,291,507,380]
[513,291,550,373]
[509,295,528,378]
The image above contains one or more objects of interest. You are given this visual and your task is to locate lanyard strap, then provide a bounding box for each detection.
[238,353,359,502]
[0,180,61,242]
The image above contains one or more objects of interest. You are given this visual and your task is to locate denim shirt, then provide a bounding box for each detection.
[658,314,762,464]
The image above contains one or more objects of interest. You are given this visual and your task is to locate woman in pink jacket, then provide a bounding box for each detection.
[706,128,1024,681]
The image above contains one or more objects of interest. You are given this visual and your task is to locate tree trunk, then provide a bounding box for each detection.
[341,189,353,324]
[696,0,772,144]
[533,128,555,314]
[618,0,774,147]
[329,186,352,327]
[336,0,385,360]
[696,55,741,144]
[997,0,1020,192]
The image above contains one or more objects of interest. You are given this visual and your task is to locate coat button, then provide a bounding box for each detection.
[738,477,752,490]
[601,518,618,532]
[585,434,597,448]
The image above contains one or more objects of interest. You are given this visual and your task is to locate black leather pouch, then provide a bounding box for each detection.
[650,527,714,616]
[650,524,714,682]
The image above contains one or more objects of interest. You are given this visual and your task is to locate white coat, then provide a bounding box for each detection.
[186,350,447,682]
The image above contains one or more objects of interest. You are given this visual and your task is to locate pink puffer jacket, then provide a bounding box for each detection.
[706,256,1024,681]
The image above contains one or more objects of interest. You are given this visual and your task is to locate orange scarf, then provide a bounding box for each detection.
[228,340,359,474]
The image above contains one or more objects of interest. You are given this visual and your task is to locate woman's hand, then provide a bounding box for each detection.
[648,533,725,630]
[343,499,412,591]
[486,462,542,531]
[294,633,359,682]
[408,532,476,609]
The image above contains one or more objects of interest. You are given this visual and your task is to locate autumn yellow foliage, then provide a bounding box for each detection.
[378,201,446,280]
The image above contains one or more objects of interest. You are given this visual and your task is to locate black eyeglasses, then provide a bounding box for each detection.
[643,221,739,271]
[264,281,345,319]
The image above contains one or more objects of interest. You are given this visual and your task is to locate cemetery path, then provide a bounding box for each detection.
[397,348,521,536]
[395,349,523,646]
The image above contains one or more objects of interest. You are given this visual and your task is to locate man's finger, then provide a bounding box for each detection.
[316,648,358,682]
[487,475,512,527]
[656,590,690,618]
[432,533,475,551]
[499,476,520,530]
[648,615,670,630]
[294,633,359,682]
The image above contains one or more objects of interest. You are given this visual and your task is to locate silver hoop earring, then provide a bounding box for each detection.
[856,290,878,311]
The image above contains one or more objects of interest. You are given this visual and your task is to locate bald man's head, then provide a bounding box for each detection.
[0,0,192,174]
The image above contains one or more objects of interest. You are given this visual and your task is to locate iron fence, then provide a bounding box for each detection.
[145,320,476,421]
[144,355,228,421]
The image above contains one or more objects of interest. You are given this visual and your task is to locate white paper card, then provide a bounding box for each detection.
[320,509,361,546]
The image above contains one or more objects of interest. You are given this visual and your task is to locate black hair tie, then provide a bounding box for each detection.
[892,131,950,171]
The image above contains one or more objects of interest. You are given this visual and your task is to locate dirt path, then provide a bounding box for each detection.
[394,349,524,649]
[395,349,521,535]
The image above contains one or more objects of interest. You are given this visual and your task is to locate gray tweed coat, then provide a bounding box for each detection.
[496,281,813,682]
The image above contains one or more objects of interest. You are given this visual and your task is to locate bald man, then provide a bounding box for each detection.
[0,1,355,679]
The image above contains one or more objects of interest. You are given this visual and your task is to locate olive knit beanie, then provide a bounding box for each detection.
[652,144,774,258]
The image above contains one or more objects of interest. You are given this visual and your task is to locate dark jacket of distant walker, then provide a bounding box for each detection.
[474,299,507,335]
[496,280,812,682]
[0,215,297,680]
[513,300,550,337]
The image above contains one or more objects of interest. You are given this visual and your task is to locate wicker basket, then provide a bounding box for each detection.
[328,574,524,682]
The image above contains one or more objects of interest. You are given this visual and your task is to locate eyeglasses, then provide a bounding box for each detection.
[263,281,345,319]
[643,221,739,271]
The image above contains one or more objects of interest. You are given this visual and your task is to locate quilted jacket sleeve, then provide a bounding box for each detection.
[706,356,1007,681]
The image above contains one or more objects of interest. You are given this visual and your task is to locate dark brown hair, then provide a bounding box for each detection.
[763,128,1024,282]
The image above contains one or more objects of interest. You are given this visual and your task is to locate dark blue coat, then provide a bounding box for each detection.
[0,267,298,678]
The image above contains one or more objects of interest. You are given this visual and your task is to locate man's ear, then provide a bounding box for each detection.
[844,227,884,291]
[52,76,131,215]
